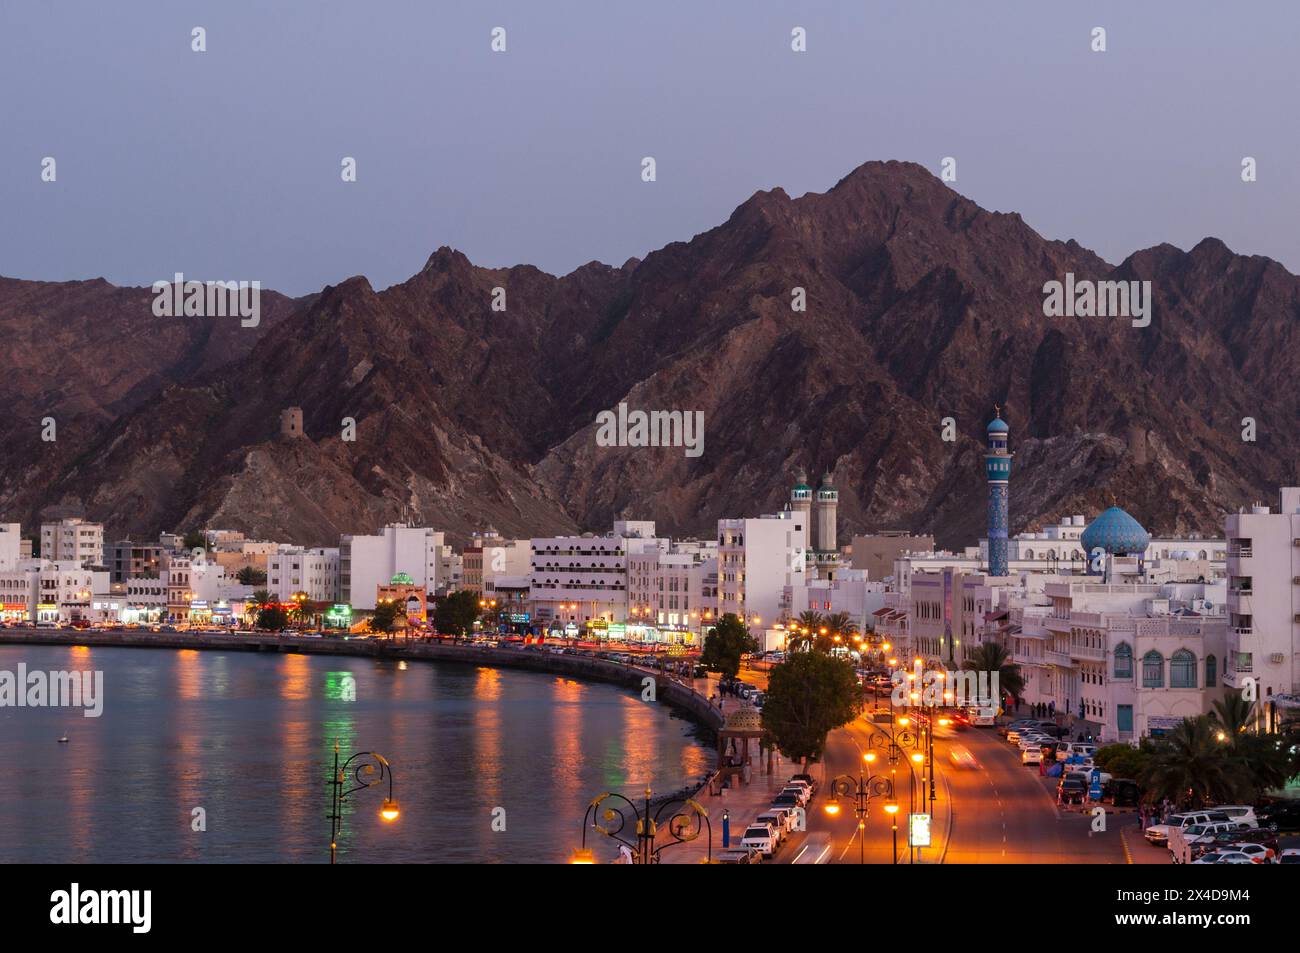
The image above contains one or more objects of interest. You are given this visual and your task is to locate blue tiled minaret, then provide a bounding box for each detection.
[985,407,1012,576]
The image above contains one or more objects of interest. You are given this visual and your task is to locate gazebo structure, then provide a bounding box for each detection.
[712,705,765,794]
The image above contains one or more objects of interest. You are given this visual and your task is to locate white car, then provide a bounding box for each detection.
[779,785,810,806]
[1056,742,1098,762]
[1277,848,1300,865]
[755,810,793,839]
[1212,851,1256,864]
[1021,746,1043,766]
[1145,811,1232,845]
[1229,842,1275,864]
[741,825,776,858]
[784,779,814,800]
[1017,735,1051,751]
[1213,805,1260,829]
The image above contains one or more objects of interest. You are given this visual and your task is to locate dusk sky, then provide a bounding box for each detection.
[2,0,1296,296]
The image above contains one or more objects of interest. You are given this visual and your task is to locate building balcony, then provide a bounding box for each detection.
[1069,643,1106,661]
[1044,650,1073,667]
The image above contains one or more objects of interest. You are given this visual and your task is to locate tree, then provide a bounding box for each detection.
[961,642,1024,706]
[237,565,267,586]
[762,653,863,769]
[1138,716,1252,810]
[250,589,272,608]
[788,610,824,652]
[1094,742,1149,780]
[1210,691,1255,739]
[255,605,288,631]
[369,601,400,634]
[701,613,758,678]
[182,529,207,552]
[433,590,481,637]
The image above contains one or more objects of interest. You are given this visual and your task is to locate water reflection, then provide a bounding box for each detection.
[0,645,707,863]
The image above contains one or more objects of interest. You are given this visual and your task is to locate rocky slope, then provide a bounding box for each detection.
[3,161,1295,548]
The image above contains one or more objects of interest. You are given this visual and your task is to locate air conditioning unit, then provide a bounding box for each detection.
[1271,653,1286,664]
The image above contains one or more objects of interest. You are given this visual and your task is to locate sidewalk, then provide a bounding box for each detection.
[660,751,821,864]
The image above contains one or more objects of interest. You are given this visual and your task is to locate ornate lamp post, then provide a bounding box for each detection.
[572,786,712,864]
[823,752,897,864]
[328,739,399,864]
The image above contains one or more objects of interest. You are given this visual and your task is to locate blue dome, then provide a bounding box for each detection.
[987,416,1009,433]
[1080,507,1151,555]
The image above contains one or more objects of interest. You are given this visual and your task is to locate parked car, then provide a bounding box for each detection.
[1230,841,1276,864]
[1145,811,1232,846]
[716,847,760,864]
[771,793,801,811]
[779,785,811,807]
[1102,778,1141,806]
[1056,743,1098,762]
[1259,801,1300,831]
[790,773,818,794]
[1277,848,1300,865]
[1170,822,1247,864]
[741,824,777,858]
[1021,746,1043,766]
[1057,776,1086,805]
[784,779,814,801]
[1212,805,1260,829]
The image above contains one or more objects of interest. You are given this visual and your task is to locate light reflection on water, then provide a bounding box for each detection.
[0,645,710,863]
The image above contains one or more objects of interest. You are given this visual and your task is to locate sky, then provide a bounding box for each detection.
[2,1,1297,296]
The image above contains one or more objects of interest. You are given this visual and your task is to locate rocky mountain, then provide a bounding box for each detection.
[2,160,1296,549]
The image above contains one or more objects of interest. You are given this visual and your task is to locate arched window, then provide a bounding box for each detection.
[1205,654,1217,686]
[1142,650,1165,688]
[1024,549,1034,559]
[1113,642,1133,679]
[1170,649,1197,688]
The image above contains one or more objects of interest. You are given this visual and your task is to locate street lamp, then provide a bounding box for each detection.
[328,739,398,864]
[823,753,895,864]
[574,785,712,864]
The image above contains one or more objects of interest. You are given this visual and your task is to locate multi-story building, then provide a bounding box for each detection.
[530,521,665,631]
[266,547,340,603]
[107,539,164,583]
[463,529,531,596]
[717,511,807,628]
[40,518,104,568]
[850,531,935,581]
[1223,487,1300,731]
[0,559,108,624]
[626,541,718,641]
[1011,578,1228,742]
[0,523,23,571]
[340,525,448,610]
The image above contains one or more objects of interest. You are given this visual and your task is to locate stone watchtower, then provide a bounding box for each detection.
[279,407,304,440]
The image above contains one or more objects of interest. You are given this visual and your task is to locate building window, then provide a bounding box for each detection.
[1170,650,1197,689]
[1113,642,1132,679]
[1141,650,1164,688]
[1205,654,1217,686]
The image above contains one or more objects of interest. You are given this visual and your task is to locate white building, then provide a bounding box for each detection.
[340,525,448,610]
[0,559,108,623]
[0,523,22,570]
[530,522,666,631]
[626,540,718,641]
[40,518,104,568]
[267,547,340,603]
[1223,487,1300,730]
[717,511,808,628]
[1010,579,1228,742]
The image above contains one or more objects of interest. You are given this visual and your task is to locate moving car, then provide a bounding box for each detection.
[1021,746,1043,766]
[949,745,979,769]
[716,847,760,864]
[791,833,833,864]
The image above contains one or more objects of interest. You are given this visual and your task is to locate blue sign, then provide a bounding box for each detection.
[1088,768,1103,800]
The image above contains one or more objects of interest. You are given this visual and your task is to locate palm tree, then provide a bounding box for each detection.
[1210,691,1255,739]
[789,610,824,652]
[824,611,857,640]
[1138,716,1253,810]
[960,642,1024,706]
